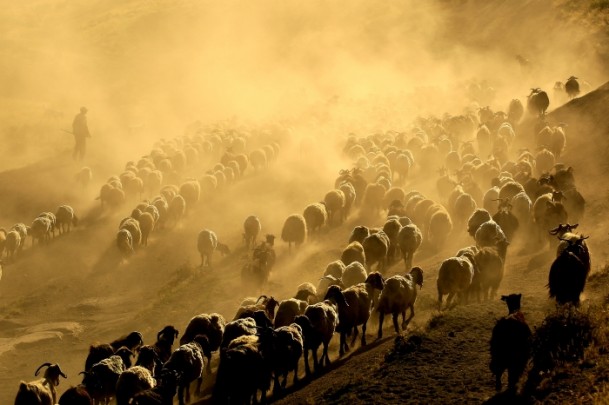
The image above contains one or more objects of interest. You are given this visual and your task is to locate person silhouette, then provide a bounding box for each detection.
[72,107,90,161]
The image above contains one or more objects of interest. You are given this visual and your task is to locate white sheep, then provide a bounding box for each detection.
[467,208,492,238]
[162,336,208,405]
[324,189,346,226]
[295,300,339,375]
[475,220,507,248]
[274,298,309,328]
[5,230,21,259]
[428,208,453,249]
[362,231,390,273]
[341,261,368,289]
[377,267,424,338]
[75,166,93,188]
[281,214,307,252]
[197,229,230,268]
[167,194,186,227]
[316,275,344,301]
[272,323,304,392]
[30,216,52,245]
[339,182,356,222]
[120,218,142,247]
[117,229,134,257]
[181,313,226,374]
[303,203,328,234]
[323,260,346,279]
[115,366,155,405]
[179,179,201,211]
[243,215,262,249]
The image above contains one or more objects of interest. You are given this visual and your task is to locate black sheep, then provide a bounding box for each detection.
[548,237,590,305]
[110,331,144,353]
[527,88,550,117]
[489,293,532,392]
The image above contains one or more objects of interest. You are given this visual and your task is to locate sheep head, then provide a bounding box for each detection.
[293,315,313,336]
[501,293,522,315]
[158,325,179,343]
[324,285,349,307]
[35,363,67,386]
[410,267,424,288]
[115,347,135,368]
[193,334,212,359]
[365,272,385,291]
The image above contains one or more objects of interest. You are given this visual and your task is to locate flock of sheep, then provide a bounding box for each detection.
[12,77,595,404]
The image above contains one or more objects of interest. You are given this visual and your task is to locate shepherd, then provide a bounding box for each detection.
[72,106,91,161]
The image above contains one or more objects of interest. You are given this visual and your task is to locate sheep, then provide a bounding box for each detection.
[220,317,258,349]
[55,205,78,234]
[563,187,586,223]
[5,229,21,259]
[489,293,532,392]
[180,313,226,373]
[341,261,368,289]
[243,215,261,249]
[303,202,328,234]
[453,192,477,227]
[492,200,519,242]
[84,343,114,372]
[475,220,507,248]
[234,295,279,321]
[428,208,453,249]
[30,216,52,245]
[135,345,160,376]
[316,274,344,301]
[281,214,307,251]
[362,230,390,273]
[197,229,230,268]
[508,99,524,124]
[115,366,156,405]
[137,212,155,246]
[397,223,423,271]
[14,363,67,405]
[565,76,580,98]
[548,236,590,305]
[213,333,273,404]
[475,240,510,301]
[467,208,491,238]
[348,225,370,244]
[382,218,402,264]
[295,282,318,303]
[271,323,304,393]
[274,298,309,328]
[58,385,92,405]
[377,267,424,338]
[339,182,357,222]
[527,88,550,117]
[324,260,346,279]
[179,179,200,211]
[81,355,127,404]
[533,192,568,246]
[242,245,275,289]
[437,256,475,309]
[116,229,134,257]
[166,194,186,227]
[110,331,144,353]
[324,189,346,226]
[119,218,142,248]
[162,335,208,405]
[249,149,267,170]
[294,299,339,375]
[324,273,385,355]
[362,182,386,215]
[152,325,179,364]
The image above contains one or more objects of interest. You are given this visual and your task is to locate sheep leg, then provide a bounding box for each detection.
[322,341,331,367]
[495,371,502,391]
[392,313,400,334]
[361,322,367,346]
[404,304,415,328]
[206,354,212,374]
[303,348,311,376]
[273,373,282,395]
[311,347,319,373]
[178,385,185,405]
[339,331,346,356]
[438,289,444,311]
[351,325,359,346]
[293,361,299,385]
[196,376,203,397]
[378,311,385,339]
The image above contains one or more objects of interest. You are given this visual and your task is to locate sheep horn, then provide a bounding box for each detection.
[256,295,268,304]
[35,363,52,376]
[57,365,67,379]
[157,330,163,341]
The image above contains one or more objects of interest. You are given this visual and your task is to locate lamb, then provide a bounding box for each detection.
[362,231,390,273]
[243,215,262,249]
[437,256,475,309]
[324,272,385,355]
[274,298,309,328]
[341,261,368,289]
[152,325,179,363]
[348,225,370,244]
[377,267,424,338]
[58,386,93,405]
[489,294,532,392]
[324,189,346,226]
[180,313,226,373]
[303,202,328,234]
[271,323,304,392]
[294,299,339,375]
[281,214,307,251]
[548,236,590,305]
[14,363,67,405]
[115,366,156,405]
[55,205,78,234]
[162,335,209,405]
[197,229,230,268]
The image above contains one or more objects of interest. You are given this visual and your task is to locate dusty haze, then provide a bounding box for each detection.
[1,0,609,404]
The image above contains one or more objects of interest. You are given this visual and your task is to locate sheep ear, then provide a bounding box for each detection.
[500,295,508,302]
